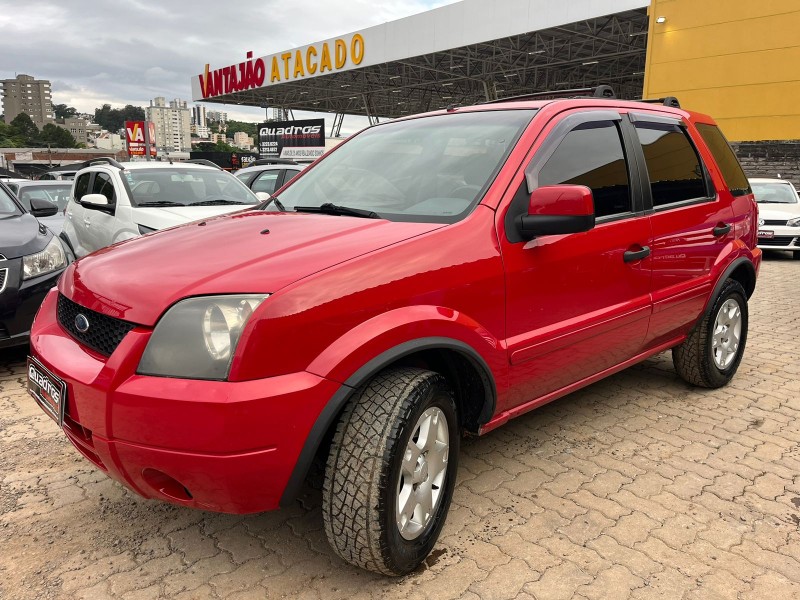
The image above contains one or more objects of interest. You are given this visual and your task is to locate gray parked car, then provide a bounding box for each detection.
[5,180,71,234]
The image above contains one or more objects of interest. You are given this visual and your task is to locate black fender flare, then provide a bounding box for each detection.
[279,336,497,506]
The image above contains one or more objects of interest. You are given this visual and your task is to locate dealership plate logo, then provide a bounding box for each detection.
[75,314,90,333]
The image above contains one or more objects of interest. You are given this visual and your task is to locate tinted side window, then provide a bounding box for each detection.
[252,171,280,194]
[634,122,708,206]
[696,123,751,197]
[538,120,631,218]
[91,173,115,202]
[74,173,91,201]
[284,169,301,184]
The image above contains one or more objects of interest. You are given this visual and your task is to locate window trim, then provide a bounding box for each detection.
[506,110,639,243]
[627,113,716,212]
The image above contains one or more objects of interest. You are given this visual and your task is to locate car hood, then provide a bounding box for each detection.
[758,203,800,221]
[0,212,51,259]
[61,211,444,325]
[134,205,255,230]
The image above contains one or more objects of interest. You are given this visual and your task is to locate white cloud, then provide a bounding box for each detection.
[0,0,458,134]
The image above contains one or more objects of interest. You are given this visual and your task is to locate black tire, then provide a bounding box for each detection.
[322,367,459,575]
[672,278,748,388]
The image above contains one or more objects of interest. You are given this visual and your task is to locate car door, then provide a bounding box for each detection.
[498,109,653,410]
[65,171,92,255]
[81,170,119,252]
[626,112,736,348]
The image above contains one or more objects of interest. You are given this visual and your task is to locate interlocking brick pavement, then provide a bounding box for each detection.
[2,253,799,599]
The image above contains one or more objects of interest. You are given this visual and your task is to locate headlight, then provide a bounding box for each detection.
[138,295,267,380]
[787,217,800,227]
[22,237,67,280]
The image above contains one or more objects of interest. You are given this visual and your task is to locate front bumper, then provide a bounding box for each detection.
[0,257,64,349]
[29,289,340,513]
[756,226,800,251]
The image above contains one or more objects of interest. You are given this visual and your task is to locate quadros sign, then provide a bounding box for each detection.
[259,119,325,160]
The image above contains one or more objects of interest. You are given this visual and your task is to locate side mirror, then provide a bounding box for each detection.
[255,192,271,202]
[80,193,113,211]
[517,185,596,240]
[29,197,59,217]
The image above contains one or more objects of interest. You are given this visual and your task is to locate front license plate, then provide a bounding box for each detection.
[27,356,66,425]
[758,230,775,239]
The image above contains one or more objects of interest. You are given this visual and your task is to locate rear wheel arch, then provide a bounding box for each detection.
[279,337,496,507]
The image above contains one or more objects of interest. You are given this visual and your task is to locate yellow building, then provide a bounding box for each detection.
[643,0,800,142]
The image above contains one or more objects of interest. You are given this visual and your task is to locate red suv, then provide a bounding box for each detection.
[28,89,761,575]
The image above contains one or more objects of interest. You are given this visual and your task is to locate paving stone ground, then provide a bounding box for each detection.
[2,253,800,600]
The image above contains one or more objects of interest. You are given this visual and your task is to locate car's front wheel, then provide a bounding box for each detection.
[672,278,749,388]
[322,367,459,575]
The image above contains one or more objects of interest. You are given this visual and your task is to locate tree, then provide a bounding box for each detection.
[40,123,78,148]
[53,104,78,120]
[226,120,258,138]
[94,104,145,132]
[8,113,39,145]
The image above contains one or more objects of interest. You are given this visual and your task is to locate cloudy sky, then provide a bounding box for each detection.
[0,0,457,132]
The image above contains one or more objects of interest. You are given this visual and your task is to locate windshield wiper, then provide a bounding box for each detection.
[294,203,380,219]
[137,200,185,207]
[263,196,286,211]
[189,199,249,206]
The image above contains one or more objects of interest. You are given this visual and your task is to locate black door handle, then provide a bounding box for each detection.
[624,246,650,263]
[713,223,732,237]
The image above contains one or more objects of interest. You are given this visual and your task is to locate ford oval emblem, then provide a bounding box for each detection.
[75,314,90,333]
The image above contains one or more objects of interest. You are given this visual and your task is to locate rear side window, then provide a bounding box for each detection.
[284,169,301,184]
[634,122,708,207]
[252,171,280,194]
[696,123,751,197]
[74,173,91,201]
[92,173,115,202]
[538,120,631,218]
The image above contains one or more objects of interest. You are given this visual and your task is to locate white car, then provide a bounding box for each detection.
[234,159,307,195]
[750,178,800,259]
[63,158,265,258]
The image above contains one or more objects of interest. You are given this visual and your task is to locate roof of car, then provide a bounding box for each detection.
[236,163,308,175]
[748,178,796,184]
[16,180,72,186]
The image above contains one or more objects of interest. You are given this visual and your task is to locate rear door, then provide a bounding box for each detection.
[499,109,653,410]
[627,112,736,348]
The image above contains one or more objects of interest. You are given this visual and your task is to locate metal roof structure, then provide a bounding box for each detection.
[193,0,650,134]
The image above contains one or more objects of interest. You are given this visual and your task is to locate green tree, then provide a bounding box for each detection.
[225,120,258,138]
[53,104,78,120]
[9,113,39,145]
[94,104,145,132]
[40,123,78,148]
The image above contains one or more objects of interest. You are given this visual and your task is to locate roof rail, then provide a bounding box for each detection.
[185,159,223,170]
[483,85,616,105]
[82,157,124,170]
[638,96,681,108]
[249,158,299,166]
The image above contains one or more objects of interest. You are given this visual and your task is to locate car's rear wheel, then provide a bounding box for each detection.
[672,278,749,388]
[322,367,459,575]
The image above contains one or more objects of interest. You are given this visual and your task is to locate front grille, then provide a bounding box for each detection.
[762,219,789,226]
[759,236,798,247]
[57,294,136,356]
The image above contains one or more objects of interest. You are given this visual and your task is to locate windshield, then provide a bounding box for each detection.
[123,168,259,207]
[17,184,72,211]
[751,182,798,204]
[274,110,536,223]
[0,185,22,216]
